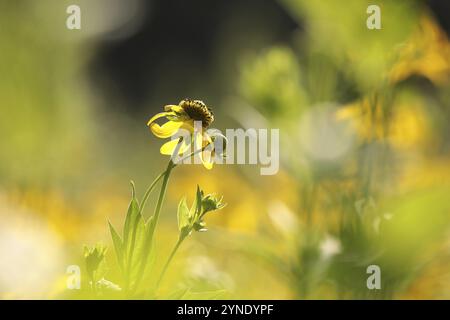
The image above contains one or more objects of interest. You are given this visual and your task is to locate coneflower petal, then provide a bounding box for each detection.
[160,137,191,156]
[150,120,184,139]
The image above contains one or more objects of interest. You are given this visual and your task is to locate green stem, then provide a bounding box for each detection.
[140,170,167,216]
[156,235,185,289]
[149,160,175,237]
[151,148,209,291]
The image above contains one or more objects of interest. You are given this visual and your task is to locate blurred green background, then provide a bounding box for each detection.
[0,0,449,299]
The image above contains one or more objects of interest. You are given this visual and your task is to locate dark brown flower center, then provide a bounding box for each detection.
[180,98,214,127]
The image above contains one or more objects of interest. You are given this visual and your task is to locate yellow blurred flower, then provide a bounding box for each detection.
[336,93,432,151]
[388,100,431,150]
[336,96,385,142]
[147,98,217,169]
[390,15,450,85]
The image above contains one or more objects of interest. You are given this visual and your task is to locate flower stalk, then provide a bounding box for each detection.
[155,235,185,289]
[148,160,175,237]
[83,98,226,298]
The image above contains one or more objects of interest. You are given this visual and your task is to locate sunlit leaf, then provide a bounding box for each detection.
[108,221,124,270]
[177,197,190,232]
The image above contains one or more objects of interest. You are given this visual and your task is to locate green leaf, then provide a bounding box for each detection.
[128,218,147,283]
[127,213,157,292]
[145,215,155,239]
[177,197,190,232]
[142,218,158,274]
[120,181,148,289]
[190,185,203,220]
[123,182,141,260]
[123,182,140,240]
[196,186,203,215]
[108,221,124,270]
[84,244,107,282]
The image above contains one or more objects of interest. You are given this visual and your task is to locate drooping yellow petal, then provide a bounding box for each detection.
[160,138,191,156]
[202,149,214,170]
[181,120,195,133]
[147,112,173,126]
[202,133,214,170]
[150,120,184,139]
[193,132,214,170]
[203,133,213,147]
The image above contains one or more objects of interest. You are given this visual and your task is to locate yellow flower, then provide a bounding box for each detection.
[336,96,385,142]
[390,16,450,85]
[336,94,432,150]
[147,98,217,169]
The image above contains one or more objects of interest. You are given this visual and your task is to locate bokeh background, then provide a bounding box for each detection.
[1,0,449,299]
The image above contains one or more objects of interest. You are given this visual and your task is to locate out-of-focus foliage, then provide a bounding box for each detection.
[1,0,450,300]
[240,47,308,120]
[282,0,420,90]
[234,0,450,299]
[0,2,95,184]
